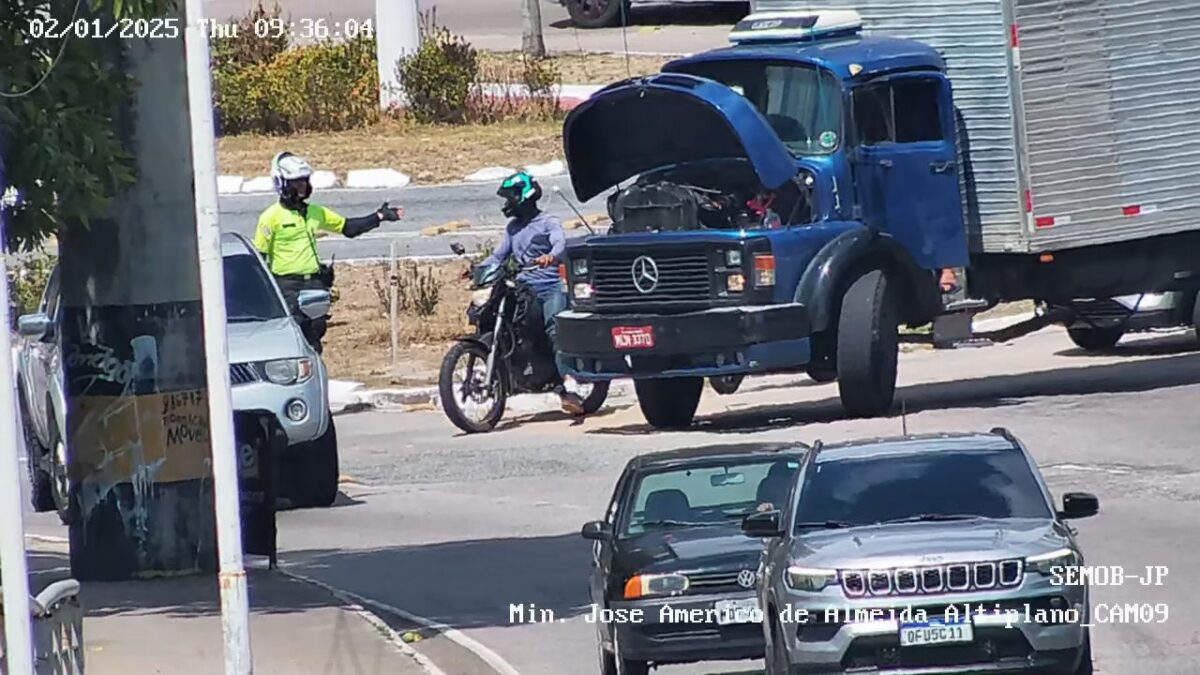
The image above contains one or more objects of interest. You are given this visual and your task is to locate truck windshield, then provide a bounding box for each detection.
[672,60,842,156]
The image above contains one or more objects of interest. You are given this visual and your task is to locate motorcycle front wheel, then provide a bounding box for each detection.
[439,341,508,433]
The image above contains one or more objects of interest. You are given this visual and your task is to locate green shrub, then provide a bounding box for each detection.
[373,262,441,317]
[466,54,562,124]
[6,255,54,328]
[396,27,478,124]
[210,1,289,73]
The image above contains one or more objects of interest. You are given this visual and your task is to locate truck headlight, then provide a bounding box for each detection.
[573,282,594,299]
[726,249,742,266]
[471,288,491,307]
[727,273,745,293]
[264,358,312,385]
[786,567,838,592]
[1026,548,1078,576]
[572,258,589,276]
[624,573,689,599]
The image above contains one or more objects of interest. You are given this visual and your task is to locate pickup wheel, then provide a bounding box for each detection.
[21,395,56,514]
[635,377,703,429]
[836,270,899,418]
[1067,327,1123,351]
[565,0,629,28]
[296,417,339,508]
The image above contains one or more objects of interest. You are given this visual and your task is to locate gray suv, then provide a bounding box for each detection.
[15,232,340,517]
[743,430,1097,674]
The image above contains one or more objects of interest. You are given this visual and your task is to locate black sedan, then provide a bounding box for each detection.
[581,443,805,675]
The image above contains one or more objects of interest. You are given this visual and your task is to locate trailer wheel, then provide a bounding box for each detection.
[635,378,703,429]
[1192,290,1200,340]
[836,270,899,418]
[1067,327,1123,352]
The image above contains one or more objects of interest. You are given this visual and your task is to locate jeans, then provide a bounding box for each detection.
[532,283,570,379]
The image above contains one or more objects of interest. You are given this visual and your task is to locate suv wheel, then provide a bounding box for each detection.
[297,417,339,507]
[46,412,71,524]
[635,377,703,429]
[1073,630,1093,675]
[709,374,744,395]
[1067,326,1123,351]
[21,396,56,513]
[765,614,791,674]
[836,270,899,417]
[565,0,629,28]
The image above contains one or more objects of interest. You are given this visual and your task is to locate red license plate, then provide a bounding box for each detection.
[612,326,655,350]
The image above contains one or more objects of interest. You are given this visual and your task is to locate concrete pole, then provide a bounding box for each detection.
[522,0,547,59]
[376,0,422,109]
[183,0,253,673]
[60,6,217,581]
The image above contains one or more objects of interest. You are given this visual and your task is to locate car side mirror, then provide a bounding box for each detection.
[17,313,51,339]
[581,520,613,541]
[1059,492,1099,520]
[742,510,783,538]
[296,290,331,321]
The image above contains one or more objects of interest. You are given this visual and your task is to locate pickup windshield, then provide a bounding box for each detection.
[671,60,842,156]
[223,254,288,322]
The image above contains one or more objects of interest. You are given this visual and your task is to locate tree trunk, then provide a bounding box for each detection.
[522,0,547,59]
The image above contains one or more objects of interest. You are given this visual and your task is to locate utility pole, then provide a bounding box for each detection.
[376,0,422,109]
[60,5,218,581]
[522,0,547,59]
[184,0,253,671]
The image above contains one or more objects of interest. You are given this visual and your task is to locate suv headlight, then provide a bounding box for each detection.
[786,567,838,592]
[1026,548,1078,576]
[264,358,313,385]
[623,573,689,599]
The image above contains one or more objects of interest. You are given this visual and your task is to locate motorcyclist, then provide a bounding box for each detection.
[254,151,403,352]
[480,172,585,415]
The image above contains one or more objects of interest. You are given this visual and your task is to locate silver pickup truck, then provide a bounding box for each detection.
[15,232,340,521]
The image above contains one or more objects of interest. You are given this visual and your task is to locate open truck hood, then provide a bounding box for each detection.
[563,73,796,202]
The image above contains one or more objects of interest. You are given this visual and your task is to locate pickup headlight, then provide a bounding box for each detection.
[471,288,491,307]
[1026,548,1078,576]
[264,358,313,385]
[786,567,838,592]
[623,573,689,599]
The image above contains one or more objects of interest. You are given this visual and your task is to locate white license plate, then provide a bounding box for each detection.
[714,598,761,625]
[899,619,973,647]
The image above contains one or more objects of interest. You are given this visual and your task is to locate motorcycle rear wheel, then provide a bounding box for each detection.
[439,341,508,433]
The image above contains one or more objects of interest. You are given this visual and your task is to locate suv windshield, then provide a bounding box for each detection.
[671,60,842,156]
[622,457,800,536]
[224,254,288,322]
[794,449,1052,532]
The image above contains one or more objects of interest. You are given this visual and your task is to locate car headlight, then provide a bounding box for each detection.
[1026,548,1078,576]
[471,288,491,307]
[264,358,313,385]
[786,566,838,592]
[623,573,689,599]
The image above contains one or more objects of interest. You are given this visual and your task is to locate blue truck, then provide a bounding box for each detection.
[555,3,1200,429]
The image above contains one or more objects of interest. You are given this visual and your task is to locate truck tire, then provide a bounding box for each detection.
[635,377,703,429]
[565,0,629,28]
[836,270,899,418]
[298,418,339,508]
[1067,327,1123,351]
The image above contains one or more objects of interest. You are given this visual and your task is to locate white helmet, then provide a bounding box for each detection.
[270,151,313,194]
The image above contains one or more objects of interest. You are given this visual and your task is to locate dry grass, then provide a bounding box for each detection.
[477,50,675,85]
[216,117,564,184]
[323,261,473,387]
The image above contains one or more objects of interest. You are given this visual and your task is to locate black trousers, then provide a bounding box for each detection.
[275,274,328,353]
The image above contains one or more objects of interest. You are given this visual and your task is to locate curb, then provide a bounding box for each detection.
[329,378,635,416]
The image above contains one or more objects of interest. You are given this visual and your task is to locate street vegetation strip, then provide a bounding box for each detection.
[477,50,674,84]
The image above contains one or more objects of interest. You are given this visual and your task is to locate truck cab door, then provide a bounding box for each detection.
[849,73,968,271]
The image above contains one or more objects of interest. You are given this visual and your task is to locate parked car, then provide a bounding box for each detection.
[15,232,340,519]
[581,443,805,674]
[561,0,748,29]
[1049,291,1199,351]
[744,429,1097,674]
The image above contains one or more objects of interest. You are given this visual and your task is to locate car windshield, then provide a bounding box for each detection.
[622,457,801,536]
[671,60,843,156]
[794,448,1053,532]
[223,254,288,322]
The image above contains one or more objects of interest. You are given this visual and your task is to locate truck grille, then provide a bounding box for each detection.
[230,363,260,386]
[590,248,712,310]
[840,560,1023,598]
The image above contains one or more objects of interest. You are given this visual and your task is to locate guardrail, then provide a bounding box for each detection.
[2,579,85,674]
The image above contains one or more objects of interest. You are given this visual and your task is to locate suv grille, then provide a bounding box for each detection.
[230,363,260,385]
[840,560,1023,598]
[589,248,712,309]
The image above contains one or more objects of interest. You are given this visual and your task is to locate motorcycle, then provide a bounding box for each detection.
[438,244,609,433]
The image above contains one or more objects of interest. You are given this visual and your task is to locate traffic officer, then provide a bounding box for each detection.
[254,151,403,352]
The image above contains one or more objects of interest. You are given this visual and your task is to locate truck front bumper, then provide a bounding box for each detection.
[555,303,811,381]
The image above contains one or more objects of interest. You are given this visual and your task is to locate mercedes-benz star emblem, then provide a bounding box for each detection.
[737,569,756,589]
[631,256,659,294]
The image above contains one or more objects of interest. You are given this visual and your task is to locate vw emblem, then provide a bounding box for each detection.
[737,569,756,589]
[630,256,660,294]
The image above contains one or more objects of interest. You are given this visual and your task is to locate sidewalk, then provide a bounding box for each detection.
[26,544,427,675]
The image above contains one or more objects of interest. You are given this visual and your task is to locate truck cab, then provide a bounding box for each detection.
[556,11,962,428]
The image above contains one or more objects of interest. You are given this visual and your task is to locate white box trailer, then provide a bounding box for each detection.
[752,0,1200,255]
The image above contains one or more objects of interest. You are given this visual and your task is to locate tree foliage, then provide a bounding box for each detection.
[0,0,172,251]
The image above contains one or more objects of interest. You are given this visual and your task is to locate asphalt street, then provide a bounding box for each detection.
[203,0,744,54]
[217,176,608,260]
[21,328,1200,674]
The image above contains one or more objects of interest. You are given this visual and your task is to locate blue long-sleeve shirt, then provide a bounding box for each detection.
[483,211,565,289]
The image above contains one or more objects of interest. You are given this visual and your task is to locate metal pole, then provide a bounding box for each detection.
[0,222,35,675]
[182,1,252,673]
[521,0,547,58]
[389,240,399,365]
[376,0,422,109]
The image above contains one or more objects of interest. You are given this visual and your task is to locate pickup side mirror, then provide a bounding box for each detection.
[581,520,613,541]
[296,290,331,321]
[1059,492,1099,520]
[742,510,784,538]
[17,313,51,339]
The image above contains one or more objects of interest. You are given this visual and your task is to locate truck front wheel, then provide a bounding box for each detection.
[836,270,899,418]
[635,377,703,429]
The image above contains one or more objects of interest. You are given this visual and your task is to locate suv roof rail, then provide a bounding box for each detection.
[989,427,1016,443]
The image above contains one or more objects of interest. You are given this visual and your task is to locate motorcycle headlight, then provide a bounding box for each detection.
[264,358,312,385]
[786,567,838,592]
[471,288,491,307]
[623,573,689,599]
[1026,548,1078,576]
